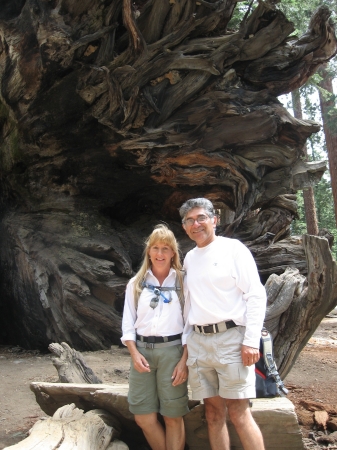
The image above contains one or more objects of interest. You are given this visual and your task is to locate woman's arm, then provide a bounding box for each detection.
[121,281,138,345]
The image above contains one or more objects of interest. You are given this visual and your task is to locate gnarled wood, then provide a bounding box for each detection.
[274,234,337,378]
[3,404,120,450]
[49,342,103,383]
[0,0,336,380]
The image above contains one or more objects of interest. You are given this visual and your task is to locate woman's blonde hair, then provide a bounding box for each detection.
[133,224,183,302]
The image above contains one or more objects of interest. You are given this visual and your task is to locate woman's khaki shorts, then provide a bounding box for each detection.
[186,326,256,400]
[128,344,189,417]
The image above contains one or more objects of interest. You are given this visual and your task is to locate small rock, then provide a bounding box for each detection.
[316,434,336,445]
[328,417,337,432]
[308,431,316,441]
[314,410,329,430]
[297,409,314,428]
[10,346,23,353]
[302,437,320,449]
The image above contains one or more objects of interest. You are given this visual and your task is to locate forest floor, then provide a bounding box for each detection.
[0,315,337,450]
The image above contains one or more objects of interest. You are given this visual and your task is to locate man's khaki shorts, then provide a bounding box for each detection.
[128,344,189,417]
[186,326,256,400]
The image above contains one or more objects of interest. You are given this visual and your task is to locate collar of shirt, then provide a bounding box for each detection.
[146,267,177,285]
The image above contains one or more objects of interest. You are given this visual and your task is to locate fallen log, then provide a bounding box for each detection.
[30,382,304,450]
[3,404,120,450]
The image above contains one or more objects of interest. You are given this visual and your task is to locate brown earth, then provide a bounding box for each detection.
[0,316,336,450]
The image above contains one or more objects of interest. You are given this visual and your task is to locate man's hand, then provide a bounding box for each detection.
[241,344,260,366]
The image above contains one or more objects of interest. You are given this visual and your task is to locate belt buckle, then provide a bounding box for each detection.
[201,324,216,335]
[145,342,155,349]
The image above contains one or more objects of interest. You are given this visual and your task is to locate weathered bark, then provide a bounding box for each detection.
[272,234,337,377]
[3,404,120,450]
[0,0,336,371]
[291,89,319,235]
[30,382,304,450]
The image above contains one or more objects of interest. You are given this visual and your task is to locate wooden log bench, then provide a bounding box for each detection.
[29,382,304,450]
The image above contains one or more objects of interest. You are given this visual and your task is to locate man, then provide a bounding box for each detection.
[180,198,266,450]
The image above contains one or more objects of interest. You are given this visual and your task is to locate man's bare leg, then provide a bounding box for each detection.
[163,416,185,450]
[134,413,166,450]
[226,399,265,450]
[204,396,230,450]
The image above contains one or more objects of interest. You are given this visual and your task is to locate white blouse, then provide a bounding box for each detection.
[121,268,188,345]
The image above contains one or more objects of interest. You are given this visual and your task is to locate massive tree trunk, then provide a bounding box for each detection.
[0,0,337,375]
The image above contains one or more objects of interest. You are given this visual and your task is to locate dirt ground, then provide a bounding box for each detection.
[0,316,336,450]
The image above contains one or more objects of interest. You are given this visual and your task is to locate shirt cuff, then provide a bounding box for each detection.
[242,337,260,349]
[120,333,136,346]
[182,325,193,345]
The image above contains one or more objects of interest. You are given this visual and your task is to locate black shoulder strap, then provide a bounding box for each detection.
[261,328,288,396]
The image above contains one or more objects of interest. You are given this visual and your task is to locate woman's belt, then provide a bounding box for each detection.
[136,333,182,348]
[136,334,181,343]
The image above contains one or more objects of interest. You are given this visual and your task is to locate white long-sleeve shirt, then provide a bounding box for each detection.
[182,236,266,349]
[121,268,187,345]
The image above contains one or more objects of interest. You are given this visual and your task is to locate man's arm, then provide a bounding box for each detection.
[233,241,267,349]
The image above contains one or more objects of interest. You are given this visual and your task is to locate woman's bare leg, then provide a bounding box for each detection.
[163,416,185,450]
[135,413,166,450]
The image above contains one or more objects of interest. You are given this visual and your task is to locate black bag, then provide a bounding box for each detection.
[255,328,288,398]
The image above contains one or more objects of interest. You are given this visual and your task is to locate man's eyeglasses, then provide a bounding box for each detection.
[183,214,209,227]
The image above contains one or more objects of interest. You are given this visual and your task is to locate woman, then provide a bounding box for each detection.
[121,224,188,450]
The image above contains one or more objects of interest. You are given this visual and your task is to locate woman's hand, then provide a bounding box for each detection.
[132,351,151,373]
[171,345,188,386]
[125,340,151,373]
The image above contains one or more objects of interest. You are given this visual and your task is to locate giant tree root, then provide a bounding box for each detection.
[30,382,304,450]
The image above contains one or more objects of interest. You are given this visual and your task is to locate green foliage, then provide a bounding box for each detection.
[279,0,337,34]
[231,1,337,254]
[279,0,337,255]
[226,1,251,30]
[292,177,337,258]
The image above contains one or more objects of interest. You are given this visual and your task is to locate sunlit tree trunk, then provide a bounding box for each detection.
[291,89,319,235]
[318,64,337,226]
